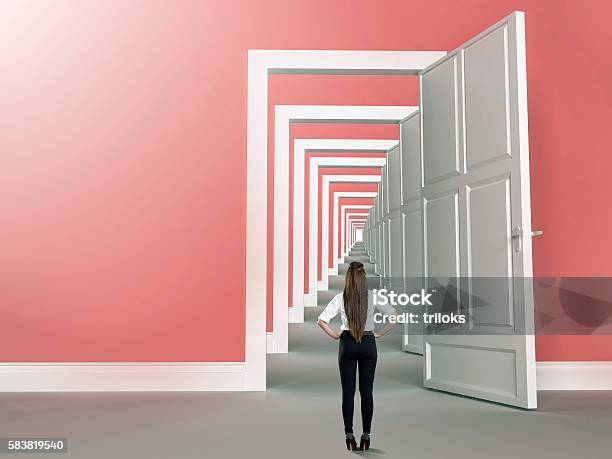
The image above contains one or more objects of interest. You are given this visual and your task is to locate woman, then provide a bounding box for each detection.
[317,261,396,451]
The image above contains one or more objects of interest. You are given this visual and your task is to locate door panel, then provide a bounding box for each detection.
[385,145,403,284]
[400,113,425,353]
[426,338,518,397]
[467,176,514,331]
[423,192,460,279]
[366,208,374,260]
[382,165,389,215]
[401,113,422,204]
[421,57,460,185]
[402,207,424,354]
[423,191,461,318]
[373,198,379,268]
[464,25,512,168]
[402,210,422,279]
[372,223,377,265]
[388,146,401,210]
[420,11,536,409]
[377,223,383,275]
[389,212,402,278]
[382,220,390,279]
[382,167,389,281]
[388,145,402,283]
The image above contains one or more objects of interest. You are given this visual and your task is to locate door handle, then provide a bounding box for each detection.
[512,227,543,253]
[511,226,522,253]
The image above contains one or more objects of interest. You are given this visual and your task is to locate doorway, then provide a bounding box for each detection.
[250,11,536,409]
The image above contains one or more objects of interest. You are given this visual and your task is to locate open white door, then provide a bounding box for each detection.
[420,11,537,408]
[400,112,424,354]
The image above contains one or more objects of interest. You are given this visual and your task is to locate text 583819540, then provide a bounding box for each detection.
[0,438,67,454]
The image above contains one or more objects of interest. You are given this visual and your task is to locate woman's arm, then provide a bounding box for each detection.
[374,321,396,338]
[374,299,398,338]
[317,294,342,339]
[318,319,340,340]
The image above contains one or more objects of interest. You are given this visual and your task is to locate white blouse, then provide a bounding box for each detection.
[318,291,396,331]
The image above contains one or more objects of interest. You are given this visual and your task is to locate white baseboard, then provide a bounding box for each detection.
[2,361,609,393]
[536,361,612,390]
[288,307,303,323]
[304,292,317,307]
[0,362,246,392]
[388,357,612,391]
[266,332,287,354]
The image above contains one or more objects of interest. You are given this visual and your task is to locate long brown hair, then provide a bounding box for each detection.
[343,261,368,342]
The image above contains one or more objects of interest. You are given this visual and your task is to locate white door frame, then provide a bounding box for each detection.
[267,156,387,354]
[341,206,372,260]
[352,224,366,247]
[346,215,369,255]
[295,139,395,308]
[345,213,365,256]
[248,50,446,389]
[317,175,381,300]
[346,215,367,250]
[310,158,386,290]
[343,209,372,257]
[276,106,415,336]
[350,220,367,248]
[332,192,378,276]
[287,154,386,328]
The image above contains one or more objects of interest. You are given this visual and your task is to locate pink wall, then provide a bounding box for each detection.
[2,1,612,362]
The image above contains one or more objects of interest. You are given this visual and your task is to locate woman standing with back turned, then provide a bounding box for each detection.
[317,261,396,451]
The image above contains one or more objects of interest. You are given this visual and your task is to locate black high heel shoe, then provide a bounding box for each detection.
[360,433,370,451]
[345,433,357,451]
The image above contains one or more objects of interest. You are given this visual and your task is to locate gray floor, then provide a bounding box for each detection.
[2,246,612,458]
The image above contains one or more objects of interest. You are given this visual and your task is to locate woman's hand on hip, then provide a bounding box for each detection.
[318,319,340,340]
[375,322,397,338]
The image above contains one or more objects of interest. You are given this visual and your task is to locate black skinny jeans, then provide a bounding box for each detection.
[338,330,377,434]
